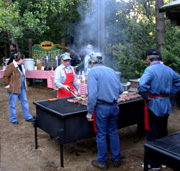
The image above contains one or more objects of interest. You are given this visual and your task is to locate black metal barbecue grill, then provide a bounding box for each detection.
[33,96,144,167]
[144,132,180,171]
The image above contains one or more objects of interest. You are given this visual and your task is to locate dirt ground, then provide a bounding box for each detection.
[0,78,180,171]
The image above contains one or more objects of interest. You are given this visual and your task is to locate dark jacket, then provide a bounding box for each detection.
[7,49,18,65]
[70,54,81,66]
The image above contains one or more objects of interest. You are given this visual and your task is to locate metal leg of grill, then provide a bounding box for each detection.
[48,135,54,141]
[32,115,38,149]
[144,147,148,171]
[60,144,64,167]
[57,129,64,167]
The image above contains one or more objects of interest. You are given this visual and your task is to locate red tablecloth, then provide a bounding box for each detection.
[0,70,4,78]
[79,83,87,95]
[26,70,55,89]
[0,70,88,94]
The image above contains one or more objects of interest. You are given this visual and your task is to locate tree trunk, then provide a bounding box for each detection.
[28,39,33,58]
[156,0,165,51]
[14,38,19,51]
[5,43,9,58]
[61,38,66,54]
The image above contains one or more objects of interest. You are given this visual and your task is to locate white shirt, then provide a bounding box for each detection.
[54,64,79,90]
[84,51,94,74]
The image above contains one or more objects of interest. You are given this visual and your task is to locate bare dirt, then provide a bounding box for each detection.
[0,78,180,171]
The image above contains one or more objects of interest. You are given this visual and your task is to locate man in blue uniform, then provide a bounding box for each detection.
[139,49,180,170]
[86,52,124,170]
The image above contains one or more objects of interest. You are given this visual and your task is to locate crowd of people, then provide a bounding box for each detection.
[3,43,180,170]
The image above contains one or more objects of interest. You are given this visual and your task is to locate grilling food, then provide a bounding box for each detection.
[48,98,58,101]
[67,92,141,106]
[118,93,141,102]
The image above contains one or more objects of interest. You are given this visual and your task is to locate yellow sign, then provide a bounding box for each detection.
[39,41,54,50]
[32,42,62,65]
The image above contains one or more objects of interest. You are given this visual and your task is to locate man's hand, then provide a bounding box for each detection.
[144,97,154,105]
[148,97,153,101]
[63,85,70,90]
[86,113,93,122]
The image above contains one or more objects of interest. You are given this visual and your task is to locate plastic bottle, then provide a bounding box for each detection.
[82,71,86,84]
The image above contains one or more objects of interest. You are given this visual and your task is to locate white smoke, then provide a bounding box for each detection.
[75,0,98,48]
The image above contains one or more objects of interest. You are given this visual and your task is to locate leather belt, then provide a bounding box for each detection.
[97,99,117,105]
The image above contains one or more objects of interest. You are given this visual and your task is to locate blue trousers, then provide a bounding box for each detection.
[146,109,169,142]
[8,87,32,123]
[146,109,169,167]
[95,103,121,163]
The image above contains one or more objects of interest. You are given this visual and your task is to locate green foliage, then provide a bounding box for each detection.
[0,0,86,57]
[161,23,180,74]
[104,0,180,80]
[0,0,180,79]
[162,47,180,73]
[104,1,156,81]
[0,0,84,41]
[105,42,147,82]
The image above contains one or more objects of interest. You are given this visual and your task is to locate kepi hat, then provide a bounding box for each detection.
[90,52,103,63]
[145,49,162,60]
[86,44,93,49]
[60,53,71,60]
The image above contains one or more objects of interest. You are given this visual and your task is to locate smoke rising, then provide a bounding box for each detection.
[76,0,98,48]
[74,0,119,55]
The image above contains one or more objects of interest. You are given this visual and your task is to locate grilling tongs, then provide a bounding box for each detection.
[67,87,78,98]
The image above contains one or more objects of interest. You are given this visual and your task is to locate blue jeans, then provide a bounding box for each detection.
[8,87,32,123]
[95,103,121,163]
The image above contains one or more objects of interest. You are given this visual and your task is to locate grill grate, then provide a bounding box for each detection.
[149,132,180,156]
[36,97,87,115]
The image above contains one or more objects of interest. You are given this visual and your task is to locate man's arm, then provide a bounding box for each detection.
[54,68,64,89]
[3,65,13,88]
[7,57,13,65]
[87,71,98,115]
[138,69,152,100]
[172,71,180,95]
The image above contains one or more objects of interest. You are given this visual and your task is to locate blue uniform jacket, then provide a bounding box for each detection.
[87,64,124,115]
[138,61,180,117]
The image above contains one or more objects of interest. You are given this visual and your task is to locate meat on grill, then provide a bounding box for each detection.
[67,92,141,106]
